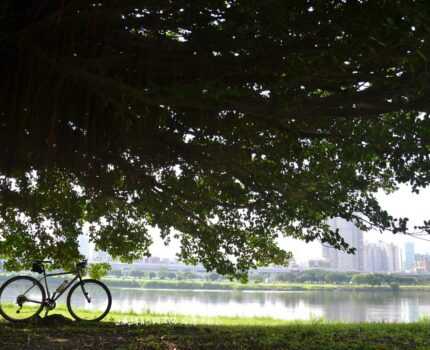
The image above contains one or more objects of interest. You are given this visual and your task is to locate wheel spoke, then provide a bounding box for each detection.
[68,280,111,321]
[0,277,45,321]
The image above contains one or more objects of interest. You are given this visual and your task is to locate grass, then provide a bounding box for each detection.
[2,306,430,349]
[105,310,296,326]
[1,318,430,349]
[1,303,303,326]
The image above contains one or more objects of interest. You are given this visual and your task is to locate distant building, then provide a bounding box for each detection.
[364,242,389,272]
[363,241,402,273]
[385,243,402,272]
[322,218,364,271]
[322,243,338,270]
[415,254,430,273]
[287,258,301,270]
[92,250,113,263]
[404,242,415,271]
[147,257,161,264]
[364,241,402,272]
[308,259,330,269]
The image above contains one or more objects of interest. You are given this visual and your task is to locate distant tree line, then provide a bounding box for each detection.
[105,267,430,287]
[252,270,422,286]
[111,268,224,282]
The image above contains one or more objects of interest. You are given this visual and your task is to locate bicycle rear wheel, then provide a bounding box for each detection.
[67,279,111,321]
[0,276,45,322]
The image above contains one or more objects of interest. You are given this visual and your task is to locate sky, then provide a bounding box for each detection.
[148,184,430,263]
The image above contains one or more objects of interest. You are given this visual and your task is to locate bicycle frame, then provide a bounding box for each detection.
[37,270,83,302]
[21,268,84,305]
[0,260,111,322]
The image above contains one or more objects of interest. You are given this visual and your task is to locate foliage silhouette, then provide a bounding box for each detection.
[1,1,430,277]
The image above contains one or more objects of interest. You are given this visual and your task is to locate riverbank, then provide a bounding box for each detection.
[0,304,295,326]
[3,273,430,292]
[1,319,430,349]
[106,277,430,292]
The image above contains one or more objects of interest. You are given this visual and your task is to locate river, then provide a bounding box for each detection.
[106,287,429,322]
[2,275,430,322]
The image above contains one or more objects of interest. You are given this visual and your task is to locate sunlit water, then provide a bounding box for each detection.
[107,287,430,322]
[2,276,430,322]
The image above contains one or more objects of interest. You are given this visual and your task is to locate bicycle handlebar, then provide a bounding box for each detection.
[76,259,88,270]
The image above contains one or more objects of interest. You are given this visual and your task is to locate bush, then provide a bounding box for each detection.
[88,263,112,280]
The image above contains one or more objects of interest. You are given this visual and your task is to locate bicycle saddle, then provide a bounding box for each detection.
[32,260,52,264]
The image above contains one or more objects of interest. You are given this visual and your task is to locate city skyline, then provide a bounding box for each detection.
[322,218,364,271]
[80,227,422,274]
[79,184,430,267]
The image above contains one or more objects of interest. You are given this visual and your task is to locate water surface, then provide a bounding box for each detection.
[2,275,430,322]
[107,287,430,322]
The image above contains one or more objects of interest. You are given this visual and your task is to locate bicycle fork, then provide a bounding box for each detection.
[80,283,91,303]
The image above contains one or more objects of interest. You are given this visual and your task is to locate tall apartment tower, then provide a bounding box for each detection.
[322,218,365,271]
[364,242,389,272]
[404,242,416,271]
[386,243,402,272]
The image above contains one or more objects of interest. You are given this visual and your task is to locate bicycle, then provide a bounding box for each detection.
[0,259,112,322]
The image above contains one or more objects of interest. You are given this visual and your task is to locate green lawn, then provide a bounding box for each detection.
[1,321,430,349]
[0,303,312,326]
[1,307,430,349]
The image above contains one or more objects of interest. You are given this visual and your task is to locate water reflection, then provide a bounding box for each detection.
[107,287,430,322]
[2,274,430,322]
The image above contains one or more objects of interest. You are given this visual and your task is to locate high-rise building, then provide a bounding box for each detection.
[322,218,364,271]
[404,242,415,271]
[322,244,339,269]
[415,254,430,273]
[364,242,389,272]
[363,241,402,273]
[385,243,402,272]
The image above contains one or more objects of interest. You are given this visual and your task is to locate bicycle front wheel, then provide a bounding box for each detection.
[67,279,111,322]
[0,276,45,322]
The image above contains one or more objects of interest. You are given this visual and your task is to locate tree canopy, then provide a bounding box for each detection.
[1,1,430,277]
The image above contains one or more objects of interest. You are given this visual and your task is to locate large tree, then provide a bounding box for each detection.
[0,1,429,277]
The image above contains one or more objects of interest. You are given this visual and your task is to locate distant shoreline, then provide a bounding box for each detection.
[103,278,430,292]
[2,273,430,292]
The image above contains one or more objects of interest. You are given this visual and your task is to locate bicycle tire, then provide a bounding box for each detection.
[0,276,46,322]
[66,279,112,322]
